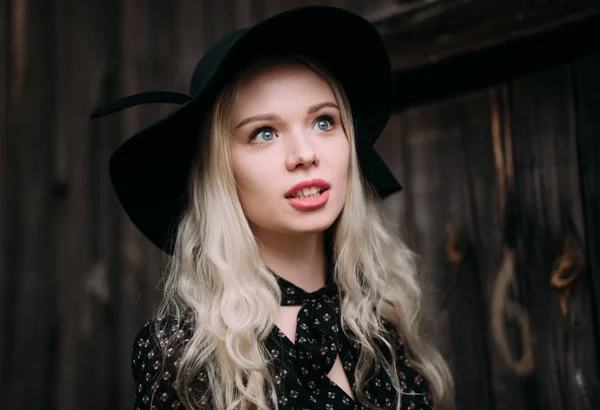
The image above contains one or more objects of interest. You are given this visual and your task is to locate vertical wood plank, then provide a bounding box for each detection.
[118,0,151,407]
[234,0,254,27]
[250,0,267,21]
[508,65,600,409]
[6,0,58,408]
[175,0,207,90]
[399,95,493,410]
[263,0,281,16]
[215,0,238,39]
[0,0,8,402]
[444,92,498,410]
[84,4,123,404]
[272,0,329,16]
[48,0,124,409]
[75,2,119,409]
[571,54,600,409]
[200,0,217,54]
[464,87,532,410]
[118,0,176,406]
[329,0,365,14]
[53,0,88,408]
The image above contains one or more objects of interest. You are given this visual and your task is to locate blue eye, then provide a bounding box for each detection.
[250,128,276,143]
[313,115,336,131]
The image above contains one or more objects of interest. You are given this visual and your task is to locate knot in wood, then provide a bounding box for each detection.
[445,230,469,265]
[550,246,584,290]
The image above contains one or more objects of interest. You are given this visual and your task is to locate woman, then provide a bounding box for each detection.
[92,6,454,410]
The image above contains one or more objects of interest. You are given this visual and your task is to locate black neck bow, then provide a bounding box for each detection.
[271,270,342,384]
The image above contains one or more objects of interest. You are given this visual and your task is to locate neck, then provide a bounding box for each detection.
[255,228,327,293]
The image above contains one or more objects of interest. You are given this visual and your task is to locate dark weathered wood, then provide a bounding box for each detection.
[116,0,175,407]
[397,95,493,410]
[572,54,600,409]
[480,86,533,410]
[215,0,238,41]
[53,1,89,409]
[373,0,600,71]
[49,1,124,409]
[175,0,209,89]
[507,65,600,409]
[6,0,58,408]
[85,32,123,410]
[264,0,328,17]
[393,12,600,111]
[445,91,506,410]
[0,0,8,404]
[234,0,254,27]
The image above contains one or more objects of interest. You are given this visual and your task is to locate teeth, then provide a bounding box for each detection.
[291,186,324,198]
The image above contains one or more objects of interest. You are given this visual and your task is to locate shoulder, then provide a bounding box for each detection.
[131,316,195,409]
[384,323,435,408]
[131,315,193,373]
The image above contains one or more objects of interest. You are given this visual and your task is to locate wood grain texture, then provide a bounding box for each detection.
[5,0,57,408]
[0,0,8,405]
[55,1,124,409]
[85,30,123,410]
[507,64,600,409]
[117,0,176,407]
[175,0,207,90]
[485,86,534,410]
[53,1,90,409]
[443,91,500,410]
[392,11,600,112]
[376,0,600,71]
[572,53,600,409]
[398,94,493,410]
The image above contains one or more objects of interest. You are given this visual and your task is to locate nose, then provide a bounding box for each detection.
[285,129,318,171]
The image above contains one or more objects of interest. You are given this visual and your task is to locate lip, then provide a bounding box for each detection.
[284,178,331,198]
[286,189,330,211]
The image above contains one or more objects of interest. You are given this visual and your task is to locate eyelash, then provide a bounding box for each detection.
[247,113,339,144]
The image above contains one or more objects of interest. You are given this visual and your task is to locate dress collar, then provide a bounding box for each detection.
[271,268,337,306]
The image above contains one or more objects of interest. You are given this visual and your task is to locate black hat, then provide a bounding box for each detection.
[91,5,402,255]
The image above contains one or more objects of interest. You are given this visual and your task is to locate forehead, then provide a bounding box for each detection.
[233,61,336,115]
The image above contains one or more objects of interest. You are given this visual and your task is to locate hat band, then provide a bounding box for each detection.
[90,91,191,119]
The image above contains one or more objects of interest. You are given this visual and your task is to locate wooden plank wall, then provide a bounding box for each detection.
[0,0,8,405]
[376,59,600,410]
[2,1,599,409]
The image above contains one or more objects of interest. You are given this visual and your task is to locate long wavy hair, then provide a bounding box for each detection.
[152,55,455,410]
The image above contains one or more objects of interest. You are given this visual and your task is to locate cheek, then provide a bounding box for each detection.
[231,151,275,207]
[231,149,252,201]
[331,137,351,178]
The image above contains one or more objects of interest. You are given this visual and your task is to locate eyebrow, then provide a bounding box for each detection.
[234,101,339,129]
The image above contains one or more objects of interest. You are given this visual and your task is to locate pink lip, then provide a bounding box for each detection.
[284,178,331,211]
[286,189,330,211]
[284,178,331,198]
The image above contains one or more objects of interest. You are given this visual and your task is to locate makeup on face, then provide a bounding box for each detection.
[229,61,350,235]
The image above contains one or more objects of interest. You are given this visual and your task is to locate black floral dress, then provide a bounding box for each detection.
[131,273,433,409]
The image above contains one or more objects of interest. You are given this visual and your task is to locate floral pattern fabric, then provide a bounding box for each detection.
[132,273,433,410]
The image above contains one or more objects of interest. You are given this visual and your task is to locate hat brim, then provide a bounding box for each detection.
[107,6,401,254]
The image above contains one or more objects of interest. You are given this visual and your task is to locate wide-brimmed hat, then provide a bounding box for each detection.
[91,5,402,255]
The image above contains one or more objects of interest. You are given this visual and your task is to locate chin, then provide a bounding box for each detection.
[284,211,340,234]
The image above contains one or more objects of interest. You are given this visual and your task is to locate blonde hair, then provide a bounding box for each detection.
[153,55,455,409]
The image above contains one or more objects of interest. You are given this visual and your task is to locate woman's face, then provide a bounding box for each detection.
[229,61,350,236]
